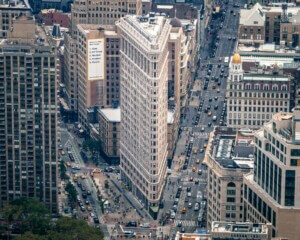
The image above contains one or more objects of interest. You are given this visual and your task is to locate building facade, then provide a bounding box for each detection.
[0,16,58,213]
[243,109,300,239]
[98,107,120,160]
[204,127,254,228]
[118,14,171,216]
[76,24,120,129]
[226,53,291,130]
[0,0,31,38]
[70,0,142,35]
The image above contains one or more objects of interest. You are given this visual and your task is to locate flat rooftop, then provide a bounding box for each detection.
[211,127,254,169]
[243,74,289,82]
[0,0,30,9]
[125,14,166,42]
[99,107,121,123]
[211,221,268,234]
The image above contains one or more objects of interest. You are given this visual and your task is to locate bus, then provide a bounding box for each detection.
[224,57,229,64]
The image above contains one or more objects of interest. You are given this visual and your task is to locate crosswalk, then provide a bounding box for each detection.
[174,220,197,227]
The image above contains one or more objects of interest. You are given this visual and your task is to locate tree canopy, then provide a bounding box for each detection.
[1,198,104,240]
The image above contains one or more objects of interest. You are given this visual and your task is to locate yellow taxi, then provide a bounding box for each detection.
[87,206,92,211]
[73,175,78,182]
[196,159,201,164]
[192,148,198,154]
[212,84,216,89]
[203,143,207,148]
[192,166,196,172]
[80,174,86,179]
[181,208,186,214]
[208,111,212,116]
[65,162,71,167]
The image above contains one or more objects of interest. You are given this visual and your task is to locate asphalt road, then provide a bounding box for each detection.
[158,0,246,237]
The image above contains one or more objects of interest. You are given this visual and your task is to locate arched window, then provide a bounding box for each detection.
[227,182,236,188]
[245,83,251,90]
[281,84,287,91]
[263,84,269,91]
[272,84,278,91]
[254,84,260,90]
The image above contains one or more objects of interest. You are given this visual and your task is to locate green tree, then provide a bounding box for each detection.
[65,182,77,205]
[15,232,47,240]
[1,198,50,235]
[60,160,69,180]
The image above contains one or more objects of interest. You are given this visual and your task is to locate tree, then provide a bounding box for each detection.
[60,160,69,180]
[65,182,77,205]
[1,198,50,235]
[15,232,46,240]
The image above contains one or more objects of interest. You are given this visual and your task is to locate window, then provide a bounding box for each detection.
[254,84,260,90]
[281,85,287,91]
[227,197,236,203]
[272,85,278,91]
[263,84,269,91]
[227,182,236,187]
[227,189,236,195]
[291,149,300,156]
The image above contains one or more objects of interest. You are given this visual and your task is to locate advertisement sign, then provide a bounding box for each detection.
[88,39,104,80]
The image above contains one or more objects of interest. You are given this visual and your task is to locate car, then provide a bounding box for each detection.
[181,228,185,233]
[173,205,178,212]
[195,179,199,184]
[80,206,86,212]
[178,221,183,227]
[194,203,200,211]
[178,186,182,191]
[198,170,203,175]
[207,105,211,110]
[181,208,186,214]
[212,84,216,89]
[203,143,207,148]
[196,159,200,164]
[208,111,212,116]
[174,198,179,204]
[221,68,224,73]
[208,122,212,127]
[217,88,221,93]
[218,63,221,68]
[228,36,232,40]
[65,162,71,167]
[80,174,86,179]
[214,96,218,100]
[170,211,176,219]
[200,149,204,153]
[77,182,82,187]
[87,190,91,195]
[201,127,205,132]
[85,200,90,205]
[217,81,221,86]
[213,116,217,121]
[81,186,86,191]
[189,177,194,182]
[183,164,188,170]
[82,193,87,199]
[214,105,218,110]
[192,166,196,172]
[204,108,208,113]
[188,202,192,208]
[90,212,95,218]
[208,98,212,102]
[187,186,191,192]
[93,217,100,224]
[185,198,189,202]
[87,206,92,211]
[126,221,137,227]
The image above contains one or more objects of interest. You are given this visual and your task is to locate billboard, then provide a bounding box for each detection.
[88,39,104,81]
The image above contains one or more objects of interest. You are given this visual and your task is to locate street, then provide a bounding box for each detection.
[158,0,245,238]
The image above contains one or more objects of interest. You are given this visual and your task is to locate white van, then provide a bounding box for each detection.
[213,116,217,121]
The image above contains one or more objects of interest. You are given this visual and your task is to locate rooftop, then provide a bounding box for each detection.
[210,127,254,169]
[0,0,30,9]
[211,221,270,235]
[240,3,265,26]
[243,73,289,82]
[99,107,121,123]
[122,14,167,43]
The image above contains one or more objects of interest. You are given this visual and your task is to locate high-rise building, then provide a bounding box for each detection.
[75,24,120,128]
[243,109,300,239]
[226,53,291,130]
[64,0,141,123]
[117,14,171,217]
[0,0,31,38]
[70,0,142,35]
[204,127,254,227]
[0,15,58,213]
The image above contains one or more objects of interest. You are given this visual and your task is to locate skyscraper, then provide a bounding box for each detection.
[243,108,300,239]
[118,14,171,216]
[0,16,58,213]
